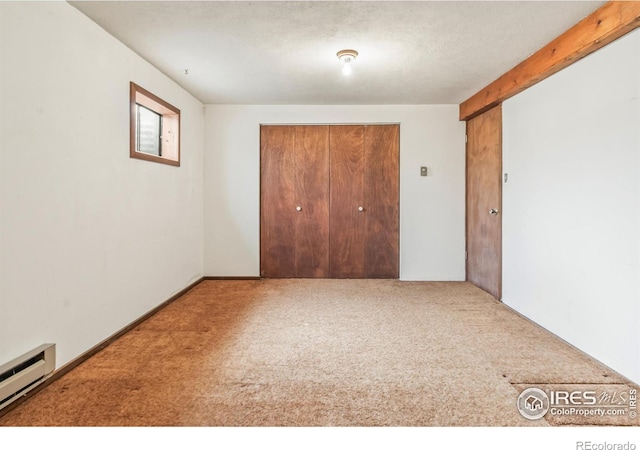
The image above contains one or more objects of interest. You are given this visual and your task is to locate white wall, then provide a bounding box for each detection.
[0,3,205,368]
[503,29,640,383]
[204,105,465,280]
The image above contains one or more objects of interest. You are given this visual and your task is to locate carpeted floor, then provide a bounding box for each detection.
[0,279,637,426]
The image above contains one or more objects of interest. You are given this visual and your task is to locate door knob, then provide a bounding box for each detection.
[489,208,499,215]
[358,206,364,212]
[296,206,302,212]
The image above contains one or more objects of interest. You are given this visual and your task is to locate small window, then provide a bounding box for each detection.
[130,82,180,166]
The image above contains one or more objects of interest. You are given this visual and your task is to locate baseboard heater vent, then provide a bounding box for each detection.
[0,344,55,410]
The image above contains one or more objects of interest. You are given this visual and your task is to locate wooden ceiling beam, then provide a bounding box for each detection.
[459,1,640,121]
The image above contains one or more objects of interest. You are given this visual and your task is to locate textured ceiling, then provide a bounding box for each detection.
[70,1,605,105]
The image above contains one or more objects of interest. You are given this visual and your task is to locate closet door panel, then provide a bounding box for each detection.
[364,125,400,278]
[329,125,366,278]
[294,126,330,277]
[260,126,297,277]
[261,124,399,280]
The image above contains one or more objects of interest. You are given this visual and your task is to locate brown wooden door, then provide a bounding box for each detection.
[329,125,366,278]
[261,125,295,277]
[364,125,399,278]
[294,126,330,277]
[260,125,330,277]
[466,105,502,299]
[262,124,399,279]
[329,125,399,278]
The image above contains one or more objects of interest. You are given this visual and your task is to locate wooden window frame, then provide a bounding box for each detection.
[129,82,180,166]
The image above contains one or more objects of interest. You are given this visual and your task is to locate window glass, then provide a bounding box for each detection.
[137,105,162,156]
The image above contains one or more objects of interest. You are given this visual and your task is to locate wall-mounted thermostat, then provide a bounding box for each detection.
[420,166,428,177]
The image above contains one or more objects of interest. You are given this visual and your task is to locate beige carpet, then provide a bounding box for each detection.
[0,279,637,426]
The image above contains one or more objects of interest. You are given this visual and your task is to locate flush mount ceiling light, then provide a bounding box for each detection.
[337,49,358,76]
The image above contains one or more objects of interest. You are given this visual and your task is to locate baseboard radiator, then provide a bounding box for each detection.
[0,344,56,410]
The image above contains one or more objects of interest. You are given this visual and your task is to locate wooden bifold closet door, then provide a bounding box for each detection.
[260,126,330,278]
[260,124,399,279]
[329,125,399,278]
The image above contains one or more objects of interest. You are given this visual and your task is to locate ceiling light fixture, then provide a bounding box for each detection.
[337,49,358,76]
